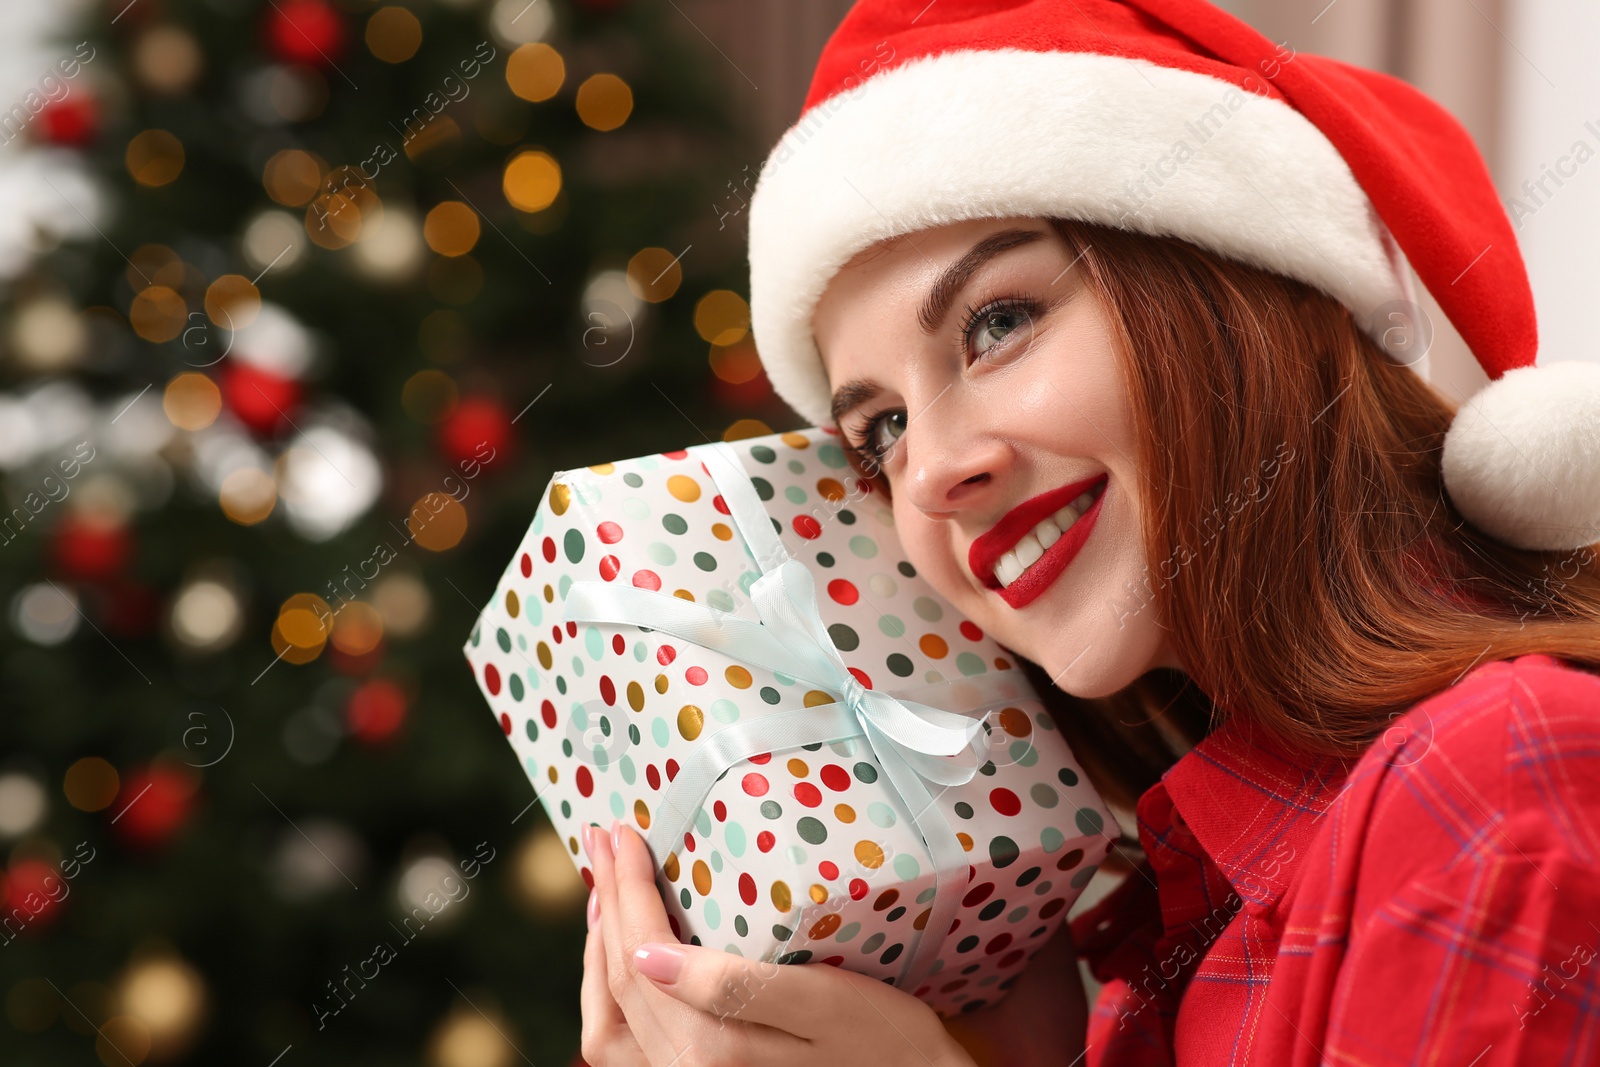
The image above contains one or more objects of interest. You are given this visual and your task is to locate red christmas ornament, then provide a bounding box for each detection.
[436,396,513,470]
[264,0,346,67]
[51,513,132,582]
[2,860,68,933]
[113,765,198,848]
[36,94,98,146]
[220,362,302,436]
[346,678,407,746]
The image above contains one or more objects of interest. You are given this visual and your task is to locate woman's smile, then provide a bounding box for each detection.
[968,473,1109,608]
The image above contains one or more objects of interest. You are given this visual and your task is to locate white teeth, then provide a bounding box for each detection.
[994,552,1024,586]
[1014,532,1044,569]
[991,484,1104,589]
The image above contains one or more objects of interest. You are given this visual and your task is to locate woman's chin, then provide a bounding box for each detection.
[1027,625,1169,700]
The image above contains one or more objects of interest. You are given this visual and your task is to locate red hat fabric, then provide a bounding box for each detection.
[746,0,1600,552]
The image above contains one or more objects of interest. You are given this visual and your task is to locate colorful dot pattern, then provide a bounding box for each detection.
[462,427,1114,1017]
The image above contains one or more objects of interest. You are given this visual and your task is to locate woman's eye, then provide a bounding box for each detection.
[870,410,906,458]
[965,301,1033,359]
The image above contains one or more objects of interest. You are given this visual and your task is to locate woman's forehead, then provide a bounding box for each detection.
[817,217,1062,352]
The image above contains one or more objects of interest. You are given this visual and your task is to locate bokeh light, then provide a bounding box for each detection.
[512,823,587,914]
[272,593,333,665]
[722,418,773,441]
[331,601,384,656]
[372,573,431,639]
[126,243,181,291]
[402,114,463,162]
[366,6,423,63]
[423,202,480,257]
[132,25,203,94]
[116,955,207,1057]
[231,303,313,378]
[125,129,185,187]
[204,275,261,330]
[242,209,307,274]
[263,149,324,207]
[0,773,48,838]
[506,43,563,102]
[130,285,187,342]
[501,149,561,213]
[218,467,277,525]
[693,289,750,345]
[240,64,330,125]
[11,584,79,645]
[576,73,633,131]
[169,576,245,650]
[10,295,87,372]
[402,369,459,423]
[489,0,554,45]
[162,373,222,432]
[626,247,682,303]
[429,1007,516,1067]
[354,206,425,281]
[709,338,761,384]
[4,978,59,1033]
[305,191,365,249]
[96,1014,152,1065]
[64,756,120,812]
[406,493,468,551]
[275,427,382,541]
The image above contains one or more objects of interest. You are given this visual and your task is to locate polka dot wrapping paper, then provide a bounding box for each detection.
[461,426,1115,1017]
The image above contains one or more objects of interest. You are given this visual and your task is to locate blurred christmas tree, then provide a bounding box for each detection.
[0,0,773,1062]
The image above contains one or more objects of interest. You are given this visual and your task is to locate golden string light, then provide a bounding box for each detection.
[126,130,185,187]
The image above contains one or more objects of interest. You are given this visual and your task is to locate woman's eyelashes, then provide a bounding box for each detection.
[844,293,1050,469]
[956,294,1043,362]
[846,407,904,470]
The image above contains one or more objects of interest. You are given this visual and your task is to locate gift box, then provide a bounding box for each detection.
[462,427,1115,1016]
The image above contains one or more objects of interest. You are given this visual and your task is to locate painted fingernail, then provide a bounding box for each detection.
[587,887,600,928]
[581,823,595,861]
[610,817,624,853]
[633,943,685,984]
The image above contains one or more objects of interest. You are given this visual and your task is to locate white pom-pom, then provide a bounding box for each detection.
[1441,361,1600,552]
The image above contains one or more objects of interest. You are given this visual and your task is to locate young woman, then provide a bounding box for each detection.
[578,1,1600,1064]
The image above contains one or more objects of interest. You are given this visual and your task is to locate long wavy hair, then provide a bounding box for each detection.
[848,217,1600,815]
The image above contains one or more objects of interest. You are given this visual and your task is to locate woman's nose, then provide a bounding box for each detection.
[898,414,1008,519]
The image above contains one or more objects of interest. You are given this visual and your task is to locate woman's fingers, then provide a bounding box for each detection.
[586,822,695,1065]
[593,821,808,1064]
[589,822,678,1002]
[579,891,647,1067]
[628,938,840,1041]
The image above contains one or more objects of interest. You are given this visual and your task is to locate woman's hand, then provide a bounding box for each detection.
[579,818,979,1067]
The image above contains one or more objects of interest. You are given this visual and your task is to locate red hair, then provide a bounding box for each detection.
[850,218,1600,810]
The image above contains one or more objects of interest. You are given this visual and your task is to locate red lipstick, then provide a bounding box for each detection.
[967,474,1108,609]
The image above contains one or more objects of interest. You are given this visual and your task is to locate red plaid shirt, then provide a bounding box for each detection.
[1069,654,1600,1066]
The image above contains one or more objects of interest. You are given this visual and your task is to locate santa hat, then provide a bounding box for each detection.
[745,0,1600,553]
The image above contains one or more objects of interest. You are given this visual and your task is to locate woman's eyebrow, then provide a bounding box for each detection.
[830,378,880,425]
[828,228,1048,424]
[916,227,1046,334]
